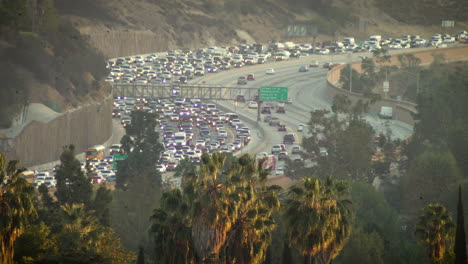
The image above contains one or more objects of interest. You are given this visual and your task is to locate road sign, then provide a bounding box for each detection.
[112,153,128,169]
[383,81,389,93]
[259,86,288,101]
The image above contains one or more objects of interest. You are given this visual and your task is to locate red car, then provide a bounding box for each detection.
[276,107,286,113]
[278,124,287,131]
[247,73,255,80]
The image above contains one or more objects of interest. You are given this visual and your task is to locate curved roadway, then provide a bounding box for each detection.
[193,54,414,158]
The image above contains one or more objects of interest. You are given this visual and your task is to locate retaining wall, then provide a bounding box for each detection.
[4,95,113,167]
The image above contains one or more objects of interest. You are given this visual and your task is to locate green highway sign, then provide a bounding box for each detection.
[259,86,288,101]
[112,154,128,169]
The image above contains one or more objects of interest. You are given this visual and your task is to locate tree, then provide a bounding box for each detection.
[402,151,461,214]
[13,222,58,264]
[116,110,163,188]
[335,228,385,264]
[284,177,353,264]
[191,153,233,261]
[150,189,195,264]
[415,204,454,262]
[0,153,37,264]
[54,145,93,205]
[455,186,467,264]
[136,247,145,264]
[302,99,375,181]
[88,186,113,226]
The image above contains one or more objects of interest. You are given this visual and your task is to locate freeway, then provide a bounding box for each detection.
[193,53,414,160]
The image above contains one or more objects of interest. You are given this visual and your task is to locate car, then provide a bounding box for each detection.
[318,49,330,55]
[297,124,305,132]
[271,145,282,154]
[309,61,319,67]
[264,115,272,122]
[156,164,167,173]
[291,146,302,154]
[269,117,280,126]
[283,133,295,144]
[275,167,285,176]
[247,73,255,80]
[265,68,275,75]
[248,101,258,109]
[278,151,288,161]
[236,95,246,102]
[299,66,309,72]
[276,106,286,113]
[278,125,287,131]
[261,106,271,114]
[237,76,247,85]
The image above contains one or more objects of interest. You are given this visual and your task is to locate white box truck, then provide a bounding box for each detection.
[379,106,393,119]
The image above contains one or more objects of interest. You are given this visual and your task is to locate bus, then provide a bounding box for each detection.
[85,145,106,160]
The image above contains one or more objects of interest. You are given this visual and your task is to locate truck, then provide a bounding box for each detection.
[174,132,187,146]
[379,106,393,119]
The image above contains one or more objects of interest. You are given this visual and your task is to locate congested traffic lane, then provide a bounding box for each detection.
[193,53,413,144]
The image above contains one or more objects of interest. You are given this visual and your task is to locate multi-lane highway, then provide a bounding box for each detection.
[193,54,414,161]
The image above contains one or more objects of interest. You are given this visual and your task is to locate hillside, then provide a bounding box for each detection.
[56,0,468,58]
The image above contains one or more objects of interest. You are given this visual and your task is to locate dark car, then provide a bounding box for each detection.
[276,106,286,113]
[247,74,255,80]
[236,95,246,102]
[283,133,295,144]
[299,66,309,72]
[261,106,271,114]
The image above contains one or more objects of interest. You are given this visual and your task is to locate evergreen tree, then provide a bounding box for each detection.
[54,145,93,205]
[455,185,467,264]
[136,247,145,264]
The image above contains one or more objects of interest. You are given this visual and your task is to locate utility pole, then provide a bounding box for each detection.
[416,72,420,94]
[349,64,353,93]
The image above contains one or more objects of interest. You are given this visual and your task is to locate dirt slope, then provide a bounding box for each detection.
[55,0,467,58]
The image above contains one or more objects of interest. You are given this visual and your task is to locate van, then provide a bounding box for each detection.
[206,103,216,111]
[343,37,355,46]
[174,132,187,146]
[369,35,382,42]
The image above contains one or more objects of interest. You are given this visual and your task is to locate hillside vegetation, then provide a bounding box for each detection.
[0,0,107,128]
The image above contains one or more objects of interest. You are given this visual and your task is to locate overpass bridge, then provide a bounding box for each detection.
[111,83,260,101]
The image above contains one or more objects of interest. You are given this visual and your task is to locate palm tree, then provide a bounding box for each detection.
[221,154,281,264]
[284,177,353,264]
[0,153,37,264]
[59,203,101,255]
[192,152,234,262]
[415,203,454,262]
[150,189,195,264]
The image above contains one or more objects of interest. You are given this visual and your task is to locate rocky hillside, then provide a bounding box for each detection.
[57,0,468,58]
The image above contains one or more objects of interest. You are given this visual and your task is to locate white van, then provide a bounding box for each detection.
[174,132,187,146]
[206,103,216,111]
[369,35,382,42]
[343,37,355,46]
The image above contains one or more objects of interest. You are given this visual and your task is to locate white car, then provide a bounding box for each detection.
[265,68,275,75]
[318,49,330,55]
[297,124,305,132]
[248,101,258,109]
[195,140,206,147]
[218,130,228,138]
[156,164,167,173]
[275,167,285,176]
[100,170,115,178]
[271,145,282,154]
[443,37,455,43]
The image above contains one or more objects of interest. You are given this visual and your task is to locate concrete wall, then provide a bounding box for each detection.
[5,95,113,167]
